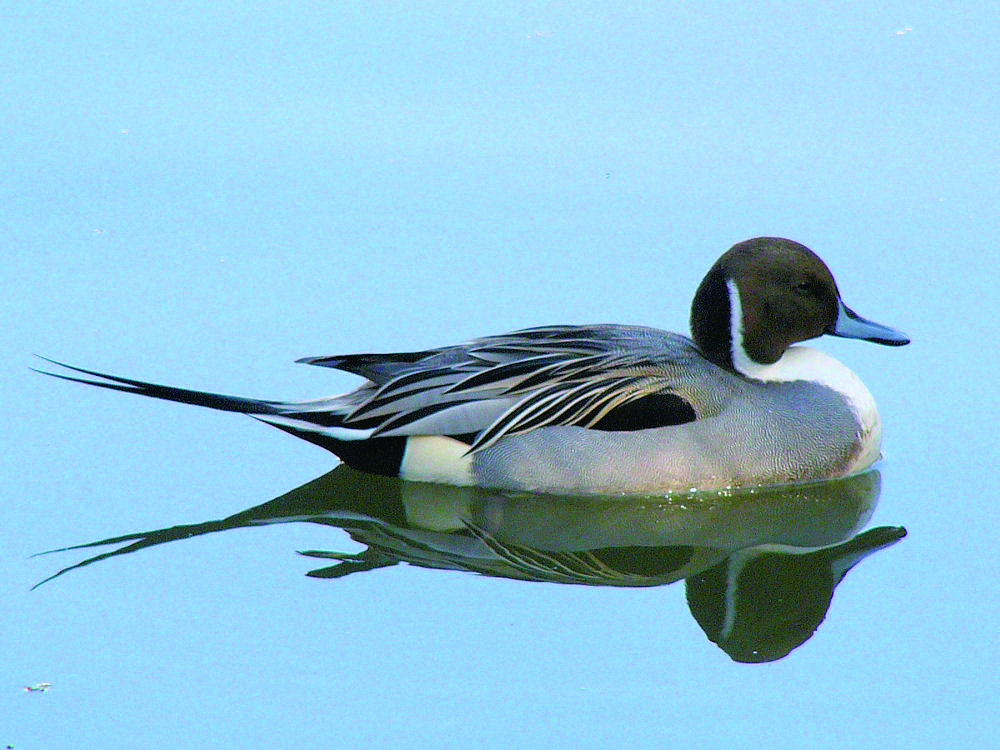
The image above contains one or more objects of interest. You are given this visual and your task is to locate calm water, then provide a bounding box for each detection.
[5,4,999,748]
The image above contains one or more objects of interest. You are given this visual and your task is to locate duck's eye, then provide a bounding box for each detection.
[794,280,814,295]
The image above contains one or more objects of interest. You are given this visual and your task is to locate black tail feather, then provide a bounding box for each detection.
[33,356,286,415]
[33,356,407,476]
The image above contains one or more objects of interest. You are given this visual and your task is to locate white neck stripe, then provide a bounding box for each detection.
[728,279,778,380]
[725,279,882,465]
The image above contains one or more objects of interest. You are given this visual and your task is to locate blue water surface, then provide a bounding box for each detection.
[3,3,998,747]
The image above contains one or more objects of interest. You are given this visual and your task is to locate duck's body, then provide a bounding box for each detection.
[39,238,909,495]
[454,334,879,494]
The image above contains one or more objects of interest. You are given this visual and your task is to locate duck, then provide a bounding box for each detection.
[37,237,909,495]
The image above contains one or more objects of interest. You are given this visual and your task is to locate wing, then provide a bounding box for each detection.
[293,325,718,452]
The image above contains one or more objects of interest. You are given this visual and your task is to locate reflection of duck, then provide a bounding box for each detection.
[37,466,905,663]
[37,238,908,494]
[686,526,906,663]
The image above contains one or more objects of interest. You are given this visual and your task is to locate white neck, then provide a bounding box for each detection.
[726,279,882,451]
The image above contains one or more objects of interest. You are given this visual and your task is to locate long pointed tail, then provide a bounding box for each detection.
[33,356,287,415]
[32,357,407,476]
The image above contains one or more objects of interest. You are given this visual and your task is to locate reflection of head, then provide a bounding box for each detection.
[686,527,906,663]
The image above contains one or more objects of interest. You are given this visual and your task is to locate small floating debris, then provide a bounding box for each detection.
[25,682,51,693]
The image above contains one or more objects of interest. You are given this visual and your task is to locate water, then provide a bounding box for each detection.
[4,3,998,747]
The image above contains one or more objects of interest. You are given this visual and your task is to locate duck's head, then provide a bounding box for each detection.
[690,237,910,375]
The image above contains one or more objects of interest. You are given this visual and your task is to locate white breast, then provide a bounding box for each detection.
[728,280,882,473]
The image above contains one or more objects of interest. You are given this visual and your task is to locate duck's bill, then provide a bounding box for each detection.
[827,302,910,346]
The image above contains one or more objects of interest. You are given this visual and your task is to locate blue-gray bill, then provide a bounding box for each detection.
[827,301,910,346]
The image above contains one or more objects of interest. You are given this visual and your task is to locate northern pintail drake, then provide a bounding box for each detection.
[39,237,909,495]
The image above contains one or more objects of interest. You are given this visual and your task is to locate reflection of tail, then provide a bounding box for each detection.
[33,357,404,476]
[32,465,410,589]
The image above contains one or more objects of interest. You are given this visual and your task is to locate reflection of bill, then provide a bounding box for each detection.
[36,466,905,663]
